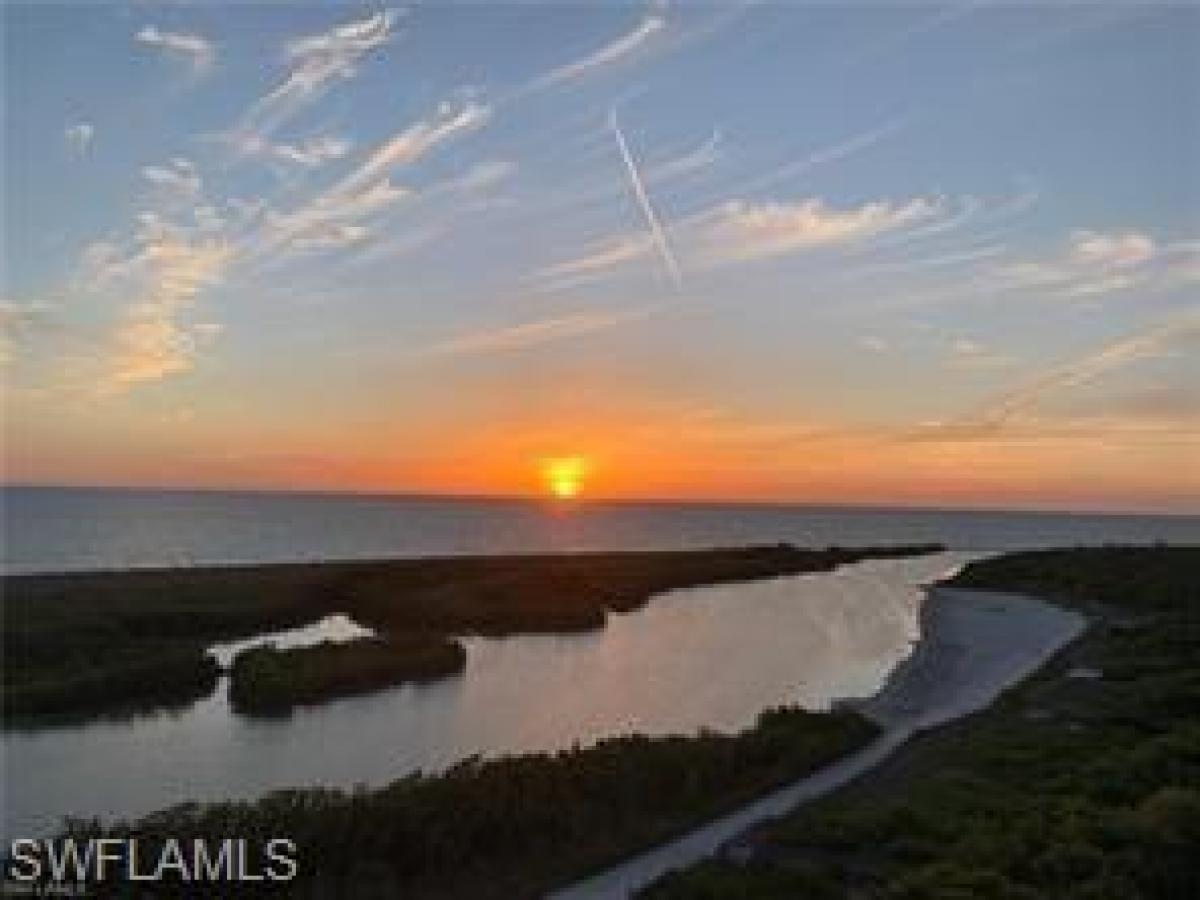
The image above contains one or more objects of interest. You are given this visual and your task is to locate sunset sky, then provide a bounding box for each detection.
[3,1,1198,512]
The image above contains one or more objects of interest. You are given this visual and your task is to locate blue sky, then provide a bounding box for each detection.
[3,1,1198,510]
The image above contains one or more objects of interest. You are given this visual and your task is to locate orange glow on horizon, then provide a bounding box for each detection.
[8,389,1194,515]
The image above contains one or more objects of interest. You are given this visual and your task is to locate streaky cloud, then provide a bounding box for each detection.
[141,158,202,200]
[334,101,490,199]
[135,25,215,74]
[846,243,1008,280]
[234,9,398,149]
[533,235,655,289]
[993,228,1163,299]
[239,134,353,169]
[533,192,946,288]
[697,195,939,266]
[255,179,410,260]
[982,312,1200,425]
[249,100,490,262]
[425,309,649,357]
[914,311,1200,441]
[647,129,721,183]
[1070,230,1156,270]
[531,6,666,91]
[529,117,907,290]
[289,222,370,252]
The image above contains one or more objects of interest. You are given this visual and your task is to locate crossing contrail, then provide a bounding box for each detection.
[609,107,684,289]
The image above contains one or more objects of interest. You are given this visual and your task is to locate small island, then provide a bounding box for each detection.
[228,636,467,714]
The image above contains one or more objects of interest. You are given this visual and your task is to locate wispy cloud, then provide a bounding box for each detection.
[288,222,370,252]
[861,184,1038,264]
[234,9,398,149]
[531,3,666,90]
[872,224,1199,315]
[992,228,1196,299]
[869,195,983,250]
[534,193,944,288]
[1069,229,1156,269]
[533,235,655,288]
[107,229,232,388]
[74,137,445,390]
[256,180,410,259]
[610,107,683,288]
[982,313,1199,424]
[238,134,353,169]
[334,100,490,198]
[349,224,446,268]
[531,117,919,289]
[64,123,94,157]
[64,163,268,390]
[135,25,215,74]
[424,309,647,357]
[248,99,491,262]
[448,159,515,193]
[649,130,721,183]
[699,196,939,265]
[142,157,202,201]
[847,242,1008,279]
[915,311,1200,440]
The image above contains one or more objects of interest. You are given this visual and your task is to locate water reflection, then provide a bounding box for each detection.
[2,553,974,839]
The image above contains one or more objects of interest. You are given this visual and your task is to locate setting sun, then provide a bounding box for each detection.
[542,457,589,500]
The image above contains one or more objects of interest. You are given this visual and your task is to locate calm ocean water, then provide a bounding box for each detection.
[3,486,1197,574]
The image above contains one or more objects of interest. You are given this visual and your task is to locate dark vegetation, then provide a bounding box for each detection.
[228,636,466,714]
[644,545,1200,899]
[3,647,220,720]
[48,707,878,898]
[3,543,941,724]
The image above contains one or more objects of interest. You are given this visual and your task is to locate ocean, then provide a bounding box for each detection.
[4,485,1197,574]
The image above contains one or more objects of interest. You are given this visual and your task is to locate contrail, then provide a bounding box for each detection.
[609,107,684,289]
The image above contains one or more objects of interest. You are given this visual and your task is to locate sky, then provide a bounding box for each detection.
[2,0,1198,513]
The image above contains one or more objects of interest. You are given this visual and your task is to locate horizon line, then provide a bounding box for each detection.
[3,481,1198,521]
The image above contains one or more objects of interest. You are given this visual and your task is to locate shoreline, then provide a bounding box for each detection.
[3,552,953,844]
[552,585,1086,899]
[4,543,942,725]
